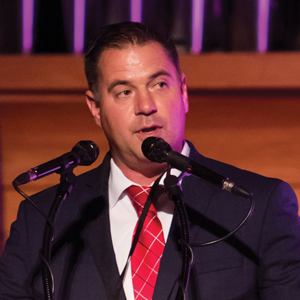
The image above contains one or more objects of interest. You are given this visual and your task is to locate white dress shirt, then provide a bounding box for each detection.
[109,141,190,300]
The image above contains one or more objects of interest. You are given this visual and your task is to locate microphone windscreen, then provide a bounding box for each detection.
[141,137,171,163]
[72,140,99,166]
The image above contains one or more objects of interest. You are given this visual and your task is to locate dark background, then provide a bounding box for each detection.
[1,0,300,54]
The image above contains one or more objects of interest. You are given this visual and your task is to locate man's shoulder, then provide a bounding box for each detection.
[186,140,288,194]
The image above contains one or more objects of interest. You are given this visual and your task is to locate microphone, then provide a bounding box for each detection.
[142,137,251,198]
[13,140,99,186]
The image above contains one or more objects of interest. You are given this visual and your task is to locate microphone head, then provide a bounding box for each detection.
[72,140,99,166]
[141,137,172,163]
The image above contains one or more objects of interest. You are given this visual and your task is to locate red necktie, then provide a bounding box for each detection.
[126,185,165,300]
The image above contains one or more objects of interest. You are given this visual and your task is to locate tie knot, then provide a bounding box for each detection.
[126,185,153,216]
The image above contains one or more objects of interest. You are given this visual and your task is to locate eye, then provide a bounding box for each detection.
[117,89,132,97]
[156,82,167,89]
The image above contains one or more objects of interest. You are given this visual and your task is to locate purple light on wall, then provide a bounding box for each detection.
[192,0,205,53]
[22,0,34,53]
[131,0,142,22]
[257,0,270,52]
[74,0,86,53]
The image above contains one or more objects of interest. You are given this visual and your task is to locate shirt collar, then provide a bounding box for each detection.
[109,140,190,209]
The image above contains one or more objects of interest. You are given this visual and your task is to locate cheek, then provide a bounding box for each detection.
[99,106,116,134]
[167,99,186,123]
[100,106,130,137]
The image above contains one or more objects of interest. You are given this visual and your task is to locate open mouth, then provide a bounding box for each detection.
[141,126,158,133]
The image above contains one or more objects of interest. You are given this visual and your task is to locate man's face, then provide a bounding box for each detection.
[86,42,188,172]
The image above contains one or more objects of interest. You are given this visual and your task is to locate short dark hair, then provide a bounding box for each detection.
[84,21,181,95]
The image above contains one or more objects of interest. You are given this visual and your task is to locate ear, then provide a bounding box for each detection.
[85,90,102,128]
[181,73,189,114]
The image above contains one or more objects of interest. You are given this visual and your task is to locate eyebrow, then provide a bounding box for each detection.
[149,70,172,80]
[108,80,130,93]
[107,70,172,93]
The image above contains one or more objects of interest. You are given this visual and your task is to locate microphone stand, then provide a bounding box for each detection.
[40,157,77,300]
[164,174,192,300]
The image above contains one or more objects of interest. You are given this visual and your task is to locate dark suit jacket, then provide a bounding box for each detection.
[1,141,300,300]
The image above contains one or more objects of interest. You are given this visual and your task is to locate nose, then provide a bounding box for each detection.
[135,91,157,116]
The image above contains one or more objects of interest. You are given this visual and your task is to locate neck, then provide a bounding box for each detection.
[113,157,167,186]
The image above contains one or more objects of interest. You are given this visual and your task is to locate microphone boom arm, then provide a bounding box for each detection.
[142,137,252,198]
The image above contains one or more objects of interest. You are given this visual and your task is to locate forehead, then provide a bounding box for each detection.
[97,42,177,83]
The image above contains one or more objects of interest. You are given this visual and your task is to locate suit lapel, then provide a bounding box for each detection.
[85,201,125,300]
[81,153,126,300]
[153,144,218,300]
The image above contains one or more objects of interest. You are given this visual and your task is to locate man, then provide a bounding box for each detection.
[0,21,300,300]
